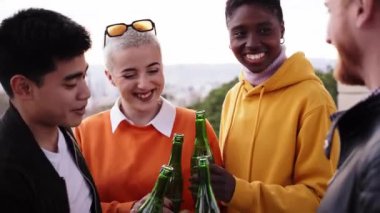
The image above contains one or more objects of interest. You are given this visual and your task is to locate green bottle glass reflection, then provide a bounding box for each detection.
[165,133,184,213]
[191,110,214,177]
[138,165,173,213]
[195,157,220,213]
[191,110,214,202]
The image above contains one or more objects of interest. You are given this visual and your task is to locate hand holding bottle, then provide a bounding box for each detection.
[194,157,220,213]
[208,164,236,203]
[190,163,235,203]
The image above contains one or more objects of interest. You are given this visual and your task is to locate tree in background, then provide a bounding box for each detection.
[189,78,238,135]
[316,66,337,104]
[189,68,337,135]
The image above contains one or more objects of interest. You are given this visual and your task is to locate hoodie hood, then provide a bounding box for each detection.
[240,52,322,96]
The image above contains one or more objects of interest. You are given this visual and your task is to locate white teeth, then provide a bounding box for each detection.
[246,53,265,60]
[137,91,152,99]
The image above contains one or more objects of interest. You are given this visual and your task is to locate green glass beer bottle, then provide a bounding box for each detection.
[190,110,214,202]
[195,157,220,213]
[191,110,214,177]
[138,165,173,213]
[165,133,184,213]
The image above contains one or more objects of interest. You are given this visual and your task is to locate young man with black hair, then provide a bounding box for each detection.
[0,8,101,213]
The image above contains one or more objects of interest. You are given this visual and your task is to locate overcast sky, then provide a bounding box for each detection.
[1,0,337,65]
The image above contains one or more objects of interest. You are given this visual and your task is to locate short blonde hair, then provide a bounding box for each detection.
[103,28,160,71]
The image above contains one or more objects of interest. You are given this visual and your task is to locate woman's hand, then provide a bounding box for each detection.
[209,164,236,202]
[189,164,236,203]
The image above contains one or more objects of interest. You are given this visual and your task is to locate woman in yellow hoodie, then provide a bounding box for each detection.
[198,0,340,212]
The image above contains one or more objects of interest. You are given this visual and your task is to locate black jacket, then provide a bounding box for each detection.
[0,105,102,213]
[319,93,380,213]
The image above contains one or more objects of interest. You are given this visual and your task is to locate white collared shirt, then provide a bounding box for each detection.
[110,97,176,137]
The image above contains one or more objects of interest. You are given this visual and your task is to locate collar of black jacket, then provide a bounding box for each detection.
[324,92,380,167]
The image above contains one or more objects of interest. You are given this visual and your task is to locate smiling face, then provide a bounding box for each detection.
[227,3,284,74]
[29,54,90,127]
[106,43,164,119]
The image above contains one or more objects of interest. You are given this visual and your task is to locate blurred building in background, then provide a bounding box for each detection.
[338,84,369,110]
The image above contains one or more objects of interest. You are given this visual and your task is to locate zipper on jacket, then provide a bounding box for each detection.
[69,133,100,213]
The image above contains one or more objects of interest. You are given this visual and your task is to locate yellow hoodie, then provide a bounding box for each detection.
[220,52,339,213]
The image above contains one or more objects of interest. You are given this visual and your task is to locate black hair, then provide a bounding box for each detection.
[225,0,283,23]
[0,8,91,97]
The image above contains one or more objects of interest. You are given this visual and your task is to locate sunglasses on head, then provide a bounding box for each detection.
[104,19,156,47]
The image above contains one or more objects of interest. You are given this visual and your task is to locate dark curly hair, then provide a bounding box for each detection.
[225,0,283,23]
[0,8,91,97]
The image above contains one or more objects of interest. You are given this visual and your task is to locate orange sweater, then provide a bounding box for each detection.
[74,107,222,213]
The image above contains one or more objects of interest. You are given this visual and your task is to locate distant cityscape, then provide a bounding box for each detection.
[0,58,335,116]
[86,58,335,113]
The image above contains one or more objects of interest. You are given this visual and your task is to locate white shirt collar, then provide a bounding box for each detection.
[110,97,176,137]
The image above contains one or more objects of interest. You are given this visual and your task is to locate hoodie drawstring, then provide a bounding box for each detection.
[248,86,265,180]
[220,82,243,154]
